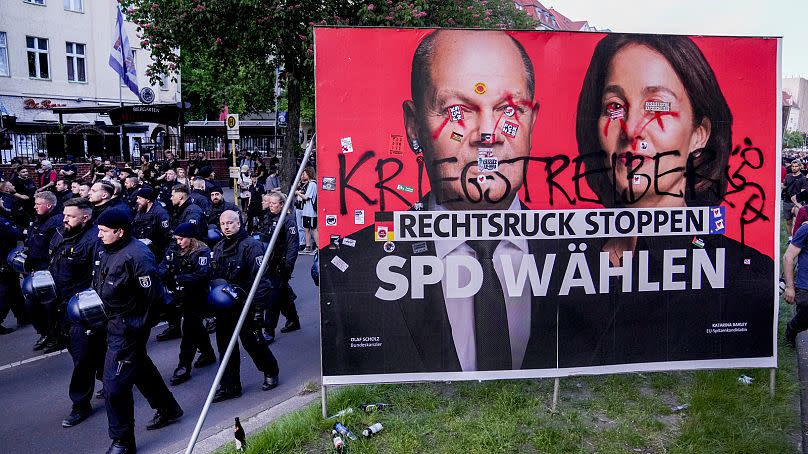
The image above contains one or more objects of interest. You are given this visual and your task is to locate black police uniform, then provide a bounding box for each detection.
[188,189,210,213]
[125,186,141,212]
[206,200,240,227]
[171,199,205,239]
[25,207,63,271]
[92,234,181,448]
[132,202,171,256]
[211,229,279,396]
[49,221,105,421]
[0,215,26,330]
[158,244,216,380]
[91,200,129,227]
[56,189,73,206]
[257,210,300,335]
[24,207,64,338]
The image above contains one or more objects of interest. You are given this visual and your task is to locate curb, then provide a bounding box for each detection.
[169,392,320,454]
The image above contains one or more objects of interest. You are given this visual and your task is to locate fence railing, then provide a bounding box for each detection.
[0,132,286,164]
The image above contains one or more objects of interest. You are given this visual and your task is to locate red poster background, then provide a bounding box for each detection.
[314,28,778,259]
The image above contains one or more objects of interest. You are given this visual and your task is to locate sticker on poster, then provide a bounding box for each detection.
[388,133,404,155]
[478,147,493,157]
[331,255,349,272]
[396,184,414,193]
[501,121,518,138]
[691,236,705,248]
[375,223,393,242]
[639,141,649,151]
[478,157,498,172]
[645,101,670,112]
[450,131,463,142]
[447,105,463,122]
[325,215,337,226]
[330,234,341,249]
[342,237,356,247]
[322,177,336,191]
[413,202,424,211]
[340,137,354,153]
[504,106,515,117]
[743,258,751,265]
[608,107,625,120]
[477,174,487,184]
[481,133,495,145]
[412,242,428,254]
[354,209,365,225]
[383,241,396,253]
[474,82,487,94]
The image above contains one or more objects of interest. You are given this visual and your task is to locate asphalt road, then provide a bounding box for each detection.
[0,253,321,454]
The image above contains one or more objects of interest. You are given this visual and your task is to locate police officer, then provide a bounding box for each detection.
[169,184,205,237]
[0,214,25,334]
[257,192,300,343]
[88,181,127,226]
[132,187,171,256]
[158,184,205,341]
[158,223,217,385]
[93,209,183,454]
[123,176,141,212]
[206,186,240,227]
[188,178,210,213]
[210,210,279,402]
[49,197,104,428]
[25,191,64,351]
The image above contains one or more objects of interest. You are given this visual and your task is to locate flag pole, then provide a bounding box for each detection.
[117,10,125,162]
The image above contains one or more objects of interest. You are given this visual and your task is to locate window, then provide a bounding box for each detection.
[63,0,82,12]
[66,42,86,82]
[24,0,45,4]
[26,36,49,79]
[0,32,8,77]
[159,72,169,91]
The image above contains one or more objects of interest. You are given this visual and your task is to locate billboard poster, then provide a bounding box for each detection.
[314,27,781,385]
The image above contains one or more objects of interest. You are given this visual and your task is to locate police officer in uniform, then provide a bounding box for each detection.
[132,187,171,257]
[188,178,210,213]
[25,191,65,351]
[158,223,217,385]
[50,198,104,428]
[206,186,240,227]
[256,192,300,342]
[157,184,206,341]
[88,181,127,226]
[169,184,205,238]
[92,209,183,454]
[210,210,279,402]
[0,214,25,334]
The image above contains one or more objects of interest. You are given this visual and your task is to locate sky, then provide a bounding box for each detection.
[551,0,807,77]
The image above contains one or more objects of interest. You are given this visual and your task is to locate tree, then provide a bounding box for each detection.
[119,0,535,189]
[785,130,806,149]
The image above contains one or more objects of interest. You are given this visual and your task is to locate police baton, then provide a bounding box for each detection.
[184,135,316,454]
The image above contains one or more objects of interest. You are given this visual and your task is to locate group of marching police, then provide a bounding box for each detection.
[0,155,301,454]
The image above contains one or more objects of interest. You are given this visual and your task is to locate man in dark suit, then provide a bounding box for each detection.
[320,30,558,376]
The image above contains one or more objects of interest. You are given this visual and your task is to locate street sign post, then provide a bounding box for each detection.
[227,113,240,204]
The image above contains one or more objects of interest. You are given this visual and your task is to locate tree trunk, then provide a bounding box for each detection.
[280,64,302,193]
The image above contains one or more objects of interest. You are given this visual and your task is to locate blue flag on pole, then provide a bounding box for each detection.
[109,5,138,97]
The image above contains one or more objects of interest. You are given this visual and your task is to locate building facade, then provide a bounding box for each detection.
[0,0,180,162]
[784,77,808,134]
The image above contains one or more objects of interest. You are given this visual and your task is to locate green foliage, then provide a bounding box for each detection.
[785,130,806,148]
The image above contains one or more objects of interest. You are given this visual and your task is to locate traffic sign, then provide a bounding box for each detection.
[226,114,239,140]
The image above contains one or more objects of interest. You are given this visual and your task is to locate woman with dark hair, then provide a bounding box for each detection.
[576,33,731,209]
[560,34,774,368]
